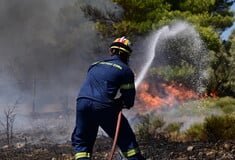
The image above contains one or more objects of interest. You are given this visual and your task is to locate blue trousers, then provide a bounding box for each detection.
[71,98,145,160]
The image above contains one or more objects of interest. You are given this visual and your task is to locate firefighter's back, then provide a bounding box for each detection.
[78,55,133,107]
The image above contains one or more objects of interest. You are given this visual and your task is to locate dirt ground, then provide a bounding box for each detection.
[0,134,234,160]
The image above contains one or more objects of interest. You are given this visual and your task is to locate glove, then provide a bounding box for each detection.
[114,97,125,110]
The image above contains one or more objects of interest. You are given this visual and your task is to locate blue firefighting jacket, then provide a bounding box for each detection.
[77,55,136,109]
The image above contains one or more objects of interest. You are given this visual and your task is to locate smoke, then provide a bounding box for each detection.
[0,0,109,114]
[0,0,127,143]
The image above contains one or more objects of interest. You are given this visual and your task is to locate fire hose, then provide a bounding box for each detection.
[109,110,122,160]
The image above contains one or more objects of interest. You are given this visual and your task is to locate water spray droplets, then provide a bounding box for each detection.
[135,21,209,93]
[135,26,169,88]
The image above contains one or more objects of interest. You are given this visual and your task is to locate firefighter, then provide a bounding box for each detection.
[71,37,145,160]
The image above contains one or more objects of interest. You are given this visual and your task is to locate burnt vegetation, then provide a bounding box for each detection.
[0,108,235,160]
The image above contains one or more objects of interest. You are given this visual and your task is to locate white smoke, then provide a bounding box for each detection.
[0,0,126,143]
[0,0,96,114]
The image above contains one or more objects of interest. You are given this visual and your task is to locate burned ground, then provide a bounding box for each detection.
[0,132,234,160]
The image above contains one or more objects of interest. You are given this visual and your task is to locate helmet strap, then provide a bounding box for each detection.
[110,49,129,65]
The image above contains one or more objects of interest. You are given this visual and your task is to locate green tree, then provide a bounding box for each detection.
[226,29,235,96]
[206,29,235,97]
[80,0,235,96]
[82,0,234,51]
[221,30,235,96]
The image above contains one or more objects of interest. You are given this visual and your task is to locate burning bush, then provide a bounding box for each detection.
[136,81,198,111]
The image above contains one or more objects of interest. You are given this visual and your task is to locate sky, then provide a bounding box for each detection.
[221,2,235,40]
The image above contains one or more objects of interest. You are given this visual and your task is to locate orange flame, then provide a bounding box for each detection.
[199,91,218,99]
[137,81,198,111]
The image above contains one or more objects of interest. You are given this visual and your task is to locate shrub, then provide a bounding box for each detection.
[164,122,184,141]
[184,123,207,141]
[214,96,235,114]
[164,122,182,133]
[204,114,235,141]
[135,113,165,141]
[135,114,152,141]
